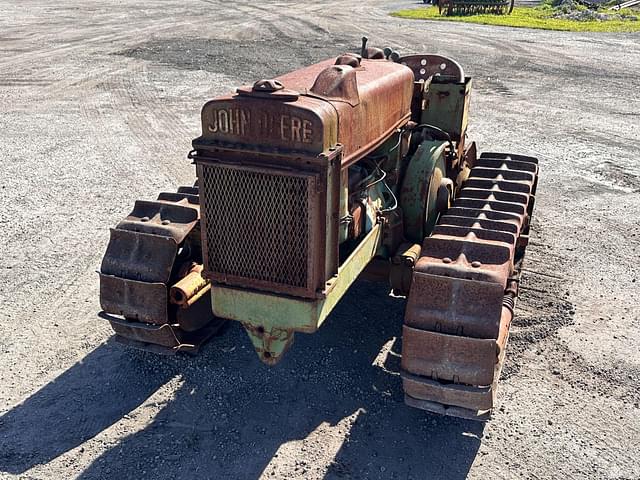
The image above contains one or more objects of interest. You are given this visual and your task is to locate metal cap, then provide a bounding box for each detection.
[252,79,284,92]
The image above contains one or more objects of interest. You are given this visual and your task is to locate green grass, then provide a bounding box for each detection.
[390,5,640,32]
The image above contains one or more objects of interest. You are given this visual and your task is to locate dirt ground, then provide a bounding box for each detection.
[1,1,639,479]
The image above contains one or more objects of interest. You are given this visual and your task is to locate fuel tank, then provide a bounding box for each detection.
[193,55,414,167]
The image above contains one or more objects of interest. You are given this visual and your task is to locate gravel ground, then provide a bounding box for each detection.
[0,1,639,479]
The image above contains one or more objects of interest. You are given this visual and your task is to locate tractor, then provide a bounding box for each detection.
[99,39,538,419]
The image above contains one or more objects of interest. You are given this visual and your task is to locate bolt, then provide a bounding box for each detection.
[443,257,452,264]
[471,261,481,268]
[162,219,171,225]
[141,216,150,222]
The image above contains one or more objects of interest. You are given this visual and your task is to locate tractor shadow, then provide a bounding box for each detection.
[0,281,483,479]
[0,340,175,475]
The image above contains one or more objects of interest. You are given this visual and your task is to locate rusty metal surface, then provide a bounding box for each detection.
[401,370,494,411]
[175,290,218,333]
[442,207,523,231]
[99,274,169,324]
[360,37,385,60]
[212,222,383,364]
[402,301,513,415]
[348,201,365,240]
[196,93,336,155]
[117,199,199,243]
[193,56,413,168]
[191,54,419,308]
[438,214,519,235]
[403,395,491,421]
[169,263,209,307]
[381,209,405,254]
[334,53,361,68]
[403,305,513,417]
[310,64,361,106]
[195,145,342,299]
[433,224,517,245]
[390,243,421,296]
[242,323,295,366]
[414,236,513,285]
[402,151,538,418]
[198,160,324,298]
[99,182,224,352]
[405,273,505,338]
[100,229,177,284]
[401,325,499,385]
[103,312,226,355]
[480,152,539,195]
[106,315,184,348]
[157,191,199,205]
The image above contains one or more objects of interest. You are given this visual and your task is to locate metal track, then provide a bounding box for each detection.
[99,181,225,354]
[401,152,538,420]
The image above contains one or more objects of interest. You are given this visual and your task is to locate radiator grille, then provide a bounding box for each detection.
[200,163,314,290]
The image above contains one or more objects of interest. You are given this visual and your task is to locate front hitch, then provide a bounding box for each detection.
[243,323,295,365]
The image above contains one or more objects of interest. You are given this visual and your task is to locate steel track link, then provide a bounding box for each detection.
[99,180,225,354]
[402,152,539,420]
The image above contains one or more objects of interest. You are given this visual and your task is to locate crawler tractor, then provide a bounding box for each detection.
[99,39,538,419]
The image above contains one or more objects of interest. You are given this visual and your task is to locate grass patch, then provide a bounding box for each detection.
[390,6,640,32]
